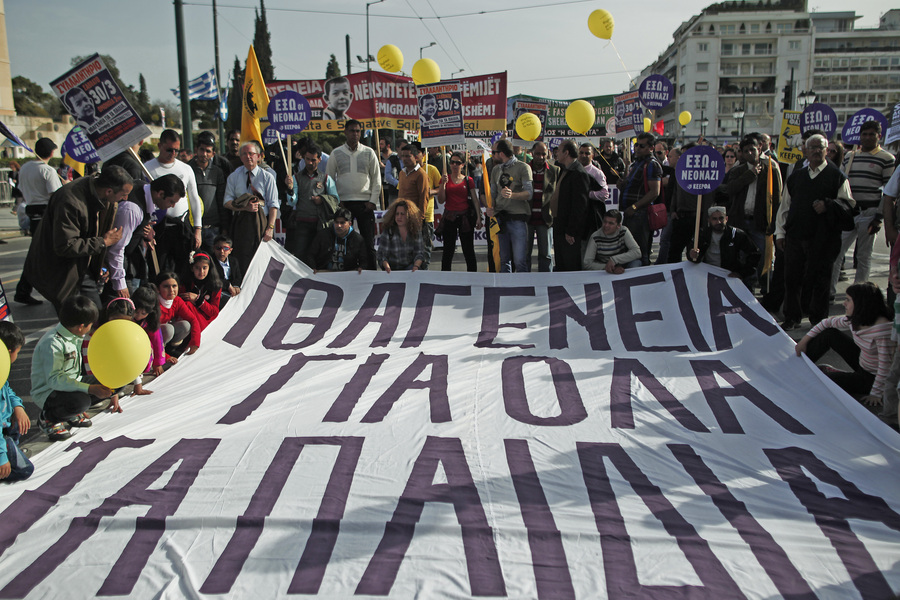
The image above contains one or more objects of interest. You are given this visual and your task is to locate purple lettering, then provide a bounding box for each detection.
[401,284,472,347]
[223,258,285,348]
[766,446,900,599]
[691,360,812,434]
[322,354,389,422]
[219,353,355,424]
[0,437,152,559]
[707,274,779,350]
[547,284,610,351]
[357,437,506,596]
[670,444,816,598]
[475,287,536,349]
[262,278,344,350]
[577,442,744,598]
[613,273,690,352]
[199,437,364,595]
[362,354,451,423]
[1,439,219,598]
[328,283,405,348]
[505,439,575,599]
[671,268,712,352]
[611,358,708,432]
[502,356,587,426]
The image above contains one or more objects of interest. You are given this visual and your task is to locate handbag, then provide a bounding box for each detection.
[648,203,668,231]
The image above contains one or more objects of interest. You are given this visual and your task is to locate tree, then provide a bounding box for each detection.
[226,55,244,132]
[11,76,60,117]
[253,0,275,83]
[325,54,341,80]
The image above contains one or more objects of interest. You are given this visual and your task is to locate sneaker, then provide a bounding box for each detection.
[781,319,800,331]
[38,415,71,442]
[67,412,93,428]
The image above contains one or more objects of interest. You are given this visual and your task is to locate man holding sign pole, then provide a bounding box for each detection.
[617,132,660,265]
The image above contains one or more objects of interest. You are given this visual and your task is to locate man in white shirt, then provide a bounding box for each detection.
[15,138,62,304]
[143,129,203,252]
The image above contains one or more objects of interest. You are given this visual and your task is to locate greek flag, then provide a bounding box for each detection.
[171,68,220,101]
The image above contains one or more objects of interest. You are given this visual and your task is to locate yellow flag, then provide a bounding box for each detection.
[63,153,84,177]
[241,45,270,148]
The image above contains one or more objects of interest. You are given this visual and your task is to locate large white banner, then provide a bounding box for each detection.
[0,243,899,599]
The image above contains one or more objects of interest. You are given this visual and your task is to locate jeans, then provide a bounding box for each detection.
[654,214,675,265]
[528,224,553,272]
[830,207,879,296]
[498,219,530,273]
[285,220,319,266]
[43,390,93,423]
[805,327,875,398]
[2,427,34,482]
[422,221,434,270]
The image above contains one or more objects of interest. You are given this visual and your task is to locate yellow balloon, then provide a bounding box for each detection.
[377,44,403,73]
[588,9,615,40]
[87,320,152,389]
[678,110,693,127]
[643,118,652,133]
[0,340,9,390]
[411,58,440,85]
[515,112,542,142]
[565,100,596,135]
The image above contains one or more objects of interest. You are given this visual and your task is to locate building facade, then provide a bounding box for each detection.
[637,1,899,146]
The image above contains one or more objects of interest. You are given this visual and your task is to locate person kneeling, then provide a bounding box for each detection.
[795,282,895,406]
[688,206,760,288]
[31,296,117,442]
[306,207,367,272]
[583,210,641,274]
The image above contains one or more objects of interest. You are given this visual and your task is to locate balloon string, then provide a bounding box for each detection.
[609,40,635,87]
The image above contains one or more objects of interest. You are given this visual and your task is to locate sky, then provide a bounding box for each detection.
[6,0,897,107]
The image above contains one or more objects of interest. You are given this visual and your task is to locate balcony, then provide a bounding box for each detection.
[719,77,776,94]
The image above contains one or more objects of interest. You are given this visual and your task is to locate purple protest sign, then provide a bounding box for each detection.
[841,108,889,146]
[63,127,99,163]
[676,146,725,195]
[266,91,312,135]
[262,126,285,147]
[639,75,674,110]
[800,103,837,138]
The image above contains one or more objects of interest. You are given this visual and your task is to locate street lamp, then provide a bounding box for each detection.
[365,0,384,72]
[733,91,746,139]
[452,69,465,78]
[419,42,436,59]
[699,110,710,139]
[797,90,817,108]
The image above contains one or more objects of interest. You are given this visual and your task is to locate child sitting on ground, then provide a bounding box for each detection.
[132,284,170,374]
[157,272,201,357]
[180,253,222,330]
[0,322,33,481]
[31,295,116,442]
[104,297,153,397]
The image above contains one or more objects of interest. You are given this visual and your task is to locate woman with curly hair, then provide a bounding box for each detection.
[376,199,425,273]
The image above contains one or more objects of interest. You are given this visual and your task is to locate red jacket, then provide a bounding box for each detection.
[160,297,202,348]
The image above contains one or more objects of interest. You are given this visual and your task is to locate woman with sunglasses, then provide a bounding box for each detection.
[826,140,844,167]
[438,151,483,271]
[723,147,738,173]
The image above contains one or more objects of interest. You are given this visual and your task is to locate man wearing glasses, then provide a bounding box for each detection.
[224,141,280,272]
[616,132,661,265]
[144,129,203,255]
[775,134,855,330]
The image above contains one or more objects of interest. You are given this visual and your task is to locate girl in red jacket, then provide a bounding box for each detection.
[179,253,222,331]
[156,272,201,357]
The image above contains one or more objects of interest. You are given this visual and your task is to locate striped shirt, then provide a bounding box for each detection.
[583,226,641,269]
[842,147,895,209]
[808,316,895,397]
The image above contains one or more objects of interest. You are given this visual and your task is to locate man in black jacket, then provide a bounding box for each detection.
[689,206,760,289]
[550,140,590,271]
[306,208,367,272]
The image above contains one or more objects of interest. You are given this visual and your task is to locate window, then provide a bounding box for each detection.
[708,24,715,35]
[739,24,746,34]
[749,23,760,34]
[765,22,772,33]
[742,43,752,56]
[681,65,687,75]
[698,42,709,52]
[696,82,709,91]
[679,84,686,94]
[722,42,735,56]
[776,23,793,33]
[697,62,709,72]
[721,24,736,35]
[789,40,801,50]
[695,101,708,110]
[755,43,772,55]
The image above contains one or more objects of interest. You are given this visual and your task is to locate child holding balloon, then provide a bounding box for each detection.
[31,296,117,442]
[132,284,169,373]
[180,253,222,331]
[104,298,155,397]
[157,272,201,357]
[0,322,33,481]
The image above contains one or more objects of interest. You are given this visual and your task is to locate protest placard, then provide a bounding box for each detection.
[886,102,900,145]
[638,74,674,111]
[800,102,837,139]
[841,108,890,146]
[509,100,548,144]
[50,54,151,161]
[613,91,642,139]
[417,81,465,148]
[677,145,726,251]
[62,127,99,164]
[777,111,803,164]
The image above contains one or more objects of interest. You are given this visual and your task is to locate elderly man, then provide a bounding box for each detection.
[688,206,760,288]
[486,138,533,272]
[224,140,280,272]
[775,134,855,330]
[24,166,132,313]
